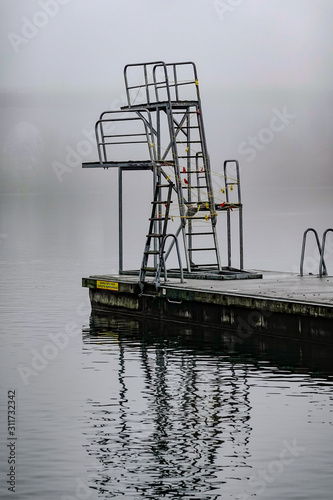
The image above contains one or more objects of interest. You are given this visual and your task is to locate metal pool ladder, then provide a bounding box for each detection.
[300,228,333,277]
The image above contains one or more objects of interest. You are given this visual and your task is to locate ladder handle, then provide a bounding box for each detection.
[164,224,182,260]
[155,234,184,288]
[300,228,326,276]
[319,228,333,277]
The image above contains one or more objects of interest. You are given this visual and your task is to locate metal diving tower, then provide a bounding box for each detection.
[83,61,260,292]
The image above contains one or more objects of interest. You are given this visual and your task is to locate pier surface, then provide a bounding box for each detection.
[82,271,333,344]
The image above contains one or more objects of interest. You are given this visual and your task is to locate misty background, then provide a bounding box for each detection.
[1,0,332,272]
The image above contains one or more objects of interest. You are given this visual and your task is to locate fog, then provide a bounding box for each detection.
[1,0,332,271]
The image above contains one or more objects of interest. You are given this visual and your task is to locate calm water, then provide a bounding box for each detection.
[0,194,333,500]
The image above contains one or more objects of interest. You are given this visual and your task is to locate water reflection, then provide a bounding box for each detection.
[82,313,333,499]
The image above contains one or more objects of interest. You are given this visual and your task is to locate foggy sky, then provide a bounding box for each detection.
[0,0,332,264]
[0,0,333,272]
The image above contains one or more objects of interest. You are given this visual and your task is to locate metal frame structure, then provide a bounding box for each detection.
[122,61,221,274]
[83,61,260,289]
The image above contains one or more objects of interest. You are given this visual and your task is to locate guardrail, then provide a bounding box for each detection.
[95,109,155,163]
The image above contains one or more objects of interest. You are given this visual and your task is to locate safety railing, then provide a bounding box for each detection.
[95,109,156,163]
[153,61,199,103]
[300,228,333,277]
[123,61,200,107]
[224,160,243,269]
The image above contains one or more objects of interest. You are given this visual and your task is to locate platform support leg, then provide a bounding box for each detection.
[118,167,123,273]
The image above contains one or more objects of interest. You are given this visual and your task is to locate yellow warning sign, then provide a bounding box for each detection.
[97,280,119,291]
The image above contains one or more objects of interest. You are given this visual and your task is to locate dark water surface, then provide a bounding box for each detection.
[0,194,333,500]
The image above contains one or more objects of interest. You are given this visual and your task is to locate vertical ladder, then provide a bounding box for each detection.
[166,101,221,271]
[139,182,174,292]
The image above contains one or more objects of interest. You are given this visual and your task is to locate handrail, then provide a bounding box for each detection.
[155,234,184,290]
[123,61,199,107]
[300,228,327,276]
[223,160,243,269]
[124,61,168,106]
[94,108,155,163]
[153,62,199,103]
[319,228,333,277]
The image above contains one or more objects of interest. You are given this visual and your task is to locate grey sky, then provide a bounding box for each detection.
[0,0,332,200]
[0,0,332,273]
[1,1,332,92]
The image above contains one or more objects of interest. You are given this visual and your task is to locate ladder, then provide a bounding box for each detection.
[139,181,174,292]
[166,101,221,272]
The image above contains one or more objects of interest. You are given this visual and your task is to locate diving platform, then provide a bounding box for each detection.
[81,60,333,342]
[82,60,258,289]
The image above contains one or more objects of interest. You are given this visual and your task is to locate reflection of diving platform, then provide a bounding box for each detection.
[82,310,333,497]
[82,313,253,497]
[82,61,262,292]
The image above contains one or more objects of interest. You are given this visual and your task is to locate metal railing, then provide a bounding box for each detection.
[123,61,200,107]
[300,228,332,277]
[95,109,156,163]
[319,228,333,277]
[155,234,184,290]
[153,61,199,103]
[224,160,243,269]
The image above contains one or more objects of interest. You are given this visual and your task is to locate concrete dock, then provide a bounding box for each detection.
[82,271,333,344]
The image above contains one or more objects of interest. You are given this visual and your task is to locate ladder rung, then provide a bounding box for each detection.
[189,248,217,252]
[185,216,213,220]
[215,203,241,209]
[141,267,157,272]
[177,141,201,144]
[186,232,214,235]
[157,183,172,188]
[182,185,208,189]
[184,201,210,205]
[191,264,220,268]
[149,217,169,221]
[184,205,213,212]
[151,200,173,204]
[178,155,200,159]
[146,233,162,238]
[182,170,207,174]
[144,250,160,254]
